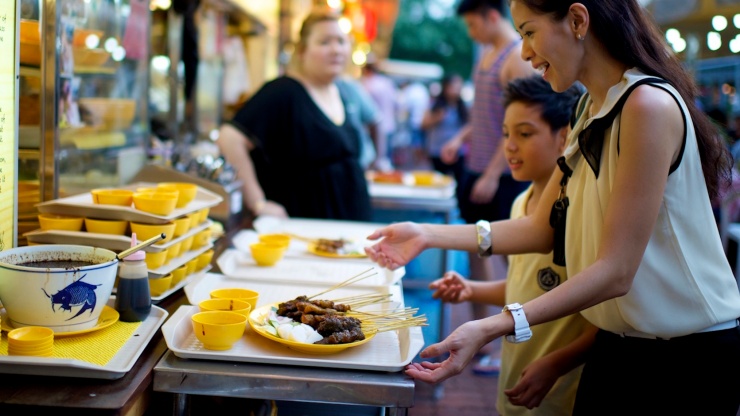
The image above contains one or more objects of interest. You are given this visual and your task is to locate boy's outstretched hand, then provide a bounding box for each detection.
[429,271,472,303]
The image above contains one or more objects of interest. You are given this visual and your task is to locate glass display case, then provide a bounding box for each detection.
[18,0,151,209]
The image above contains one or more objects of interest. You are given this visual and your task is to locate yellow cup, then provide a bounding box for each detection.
[170,264,188,286]
[149,274,173,296]
[172,216,192,237]
[145,250,168,269]
[84,217,128,235]
[196,249,214,271]
[180,235,195,253]
[130,222,176,245]
[186,258,199,276]
[258,233,291,249]
[166,241,182,261]
[210,288,259,310]
[157,182,198,208]
[191,311,247,351]
[250,242,285,266]
[198,298,252,318]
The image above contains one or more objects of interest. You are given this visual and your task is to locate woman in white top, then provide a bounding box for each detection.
[364,1,740,414]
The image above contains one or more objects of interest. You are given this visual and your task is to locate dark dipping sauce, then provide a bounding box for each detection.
[19,260,96,269]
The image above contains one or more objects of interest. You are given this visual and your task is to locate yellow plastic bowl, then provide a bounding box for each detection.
[186,213,199,230]
[132,192,178,216]
[191,228,211,250]
[198,298,252,318]
[172,216,192,237]
[196,249,214,271]
[149,274,173,296]
[180,235,195,253]
[166,241,182,261]
[91,189,134,206]
[84,217,128,235]
[250,242,285,267]
[191,311,248,351]
[38,214,84,232]
[145,249,168,269]
[210,288,259,310]
[411,170,438,186]
[258,233,291,249]
[7,326,54,347]
[170,264,188,285]
[157,182,198,208]
[130,222,175,245]
[185,258,199,276]
[197,208,210,224]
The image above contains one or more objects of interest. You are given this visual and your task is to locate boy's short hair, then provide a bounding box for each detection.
[456,0,507,15]
[504,76,584,131]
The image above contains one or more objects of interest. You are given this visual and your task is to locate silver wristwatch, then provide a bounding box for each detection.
[502,303,532,343]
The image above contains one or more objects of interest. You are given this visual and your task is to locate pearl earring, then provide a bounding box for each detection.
[577,33,583,40]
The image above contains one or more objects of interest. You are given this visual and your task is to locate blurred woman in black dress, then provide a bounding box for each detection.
[217,9,372,221]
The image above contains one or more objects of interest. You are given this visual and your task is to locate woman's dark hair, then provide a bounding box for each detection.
[510,0,732,200]
[504,75,583,132]
[432,75,469,124]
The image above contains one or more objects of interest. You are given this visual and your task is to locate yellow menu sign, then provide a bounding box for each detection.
[0,0,17,250]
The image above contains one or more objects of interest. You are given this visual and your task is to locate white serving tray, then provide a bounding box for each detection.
[150,265,211,304]
[148,241,213,278]
[24,219,213,254]
[36,182,223,224]
[365,171,456,200]
[169,273,424,372]
[252,216,390,244]
[217,246,403,287]
[0,299,168,380]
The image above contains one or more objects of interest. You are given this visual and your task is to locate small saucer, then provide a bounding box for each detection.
[0,305,120,337]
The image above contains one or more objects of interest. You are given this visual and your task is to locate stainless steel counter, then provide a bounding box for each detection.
[154,350,415,416]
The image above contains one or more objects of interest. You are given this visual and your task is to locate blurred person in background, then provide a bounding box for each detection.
[361,58,398,172]
[216,9,372,221]
[397,78,431,168]
[421,73,469,183]
[335,75,384,171]
[439,0,538,375]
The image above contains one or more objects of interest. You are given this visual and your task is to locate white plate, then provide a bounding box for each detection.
[216,247,403,287]
[167,274,424,372]
[36,182,222,224]
[0,299,168,379]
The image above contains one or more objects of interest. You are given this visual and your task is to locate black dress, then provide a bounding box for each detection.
[228,77,372,221]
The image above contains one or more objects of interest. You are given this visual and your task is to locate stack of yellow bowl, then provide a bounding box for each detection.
[7,326,54,357]
[157,182,198,208]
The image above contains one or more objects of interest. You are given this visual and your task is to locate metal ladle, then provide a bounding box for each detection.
[116,233,166,261]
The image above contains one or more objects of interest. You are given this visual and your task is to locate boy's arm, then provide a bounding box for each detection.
[503,324,599,409]
[467,279,507,307]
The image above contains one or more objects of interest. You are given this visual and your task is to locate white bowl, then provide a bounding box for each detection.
[0,245,118,333]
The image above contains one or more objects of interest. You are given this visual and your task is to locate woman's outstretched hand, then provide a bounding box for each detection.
[404,319,493,384]
[364,222,427,270]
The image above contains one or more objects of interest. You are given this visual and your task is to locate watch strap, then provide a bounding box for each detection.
[503,303,532,343]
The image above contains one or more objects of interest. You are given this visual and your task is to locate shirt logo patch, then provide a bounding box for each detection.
[538,267,561,291]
